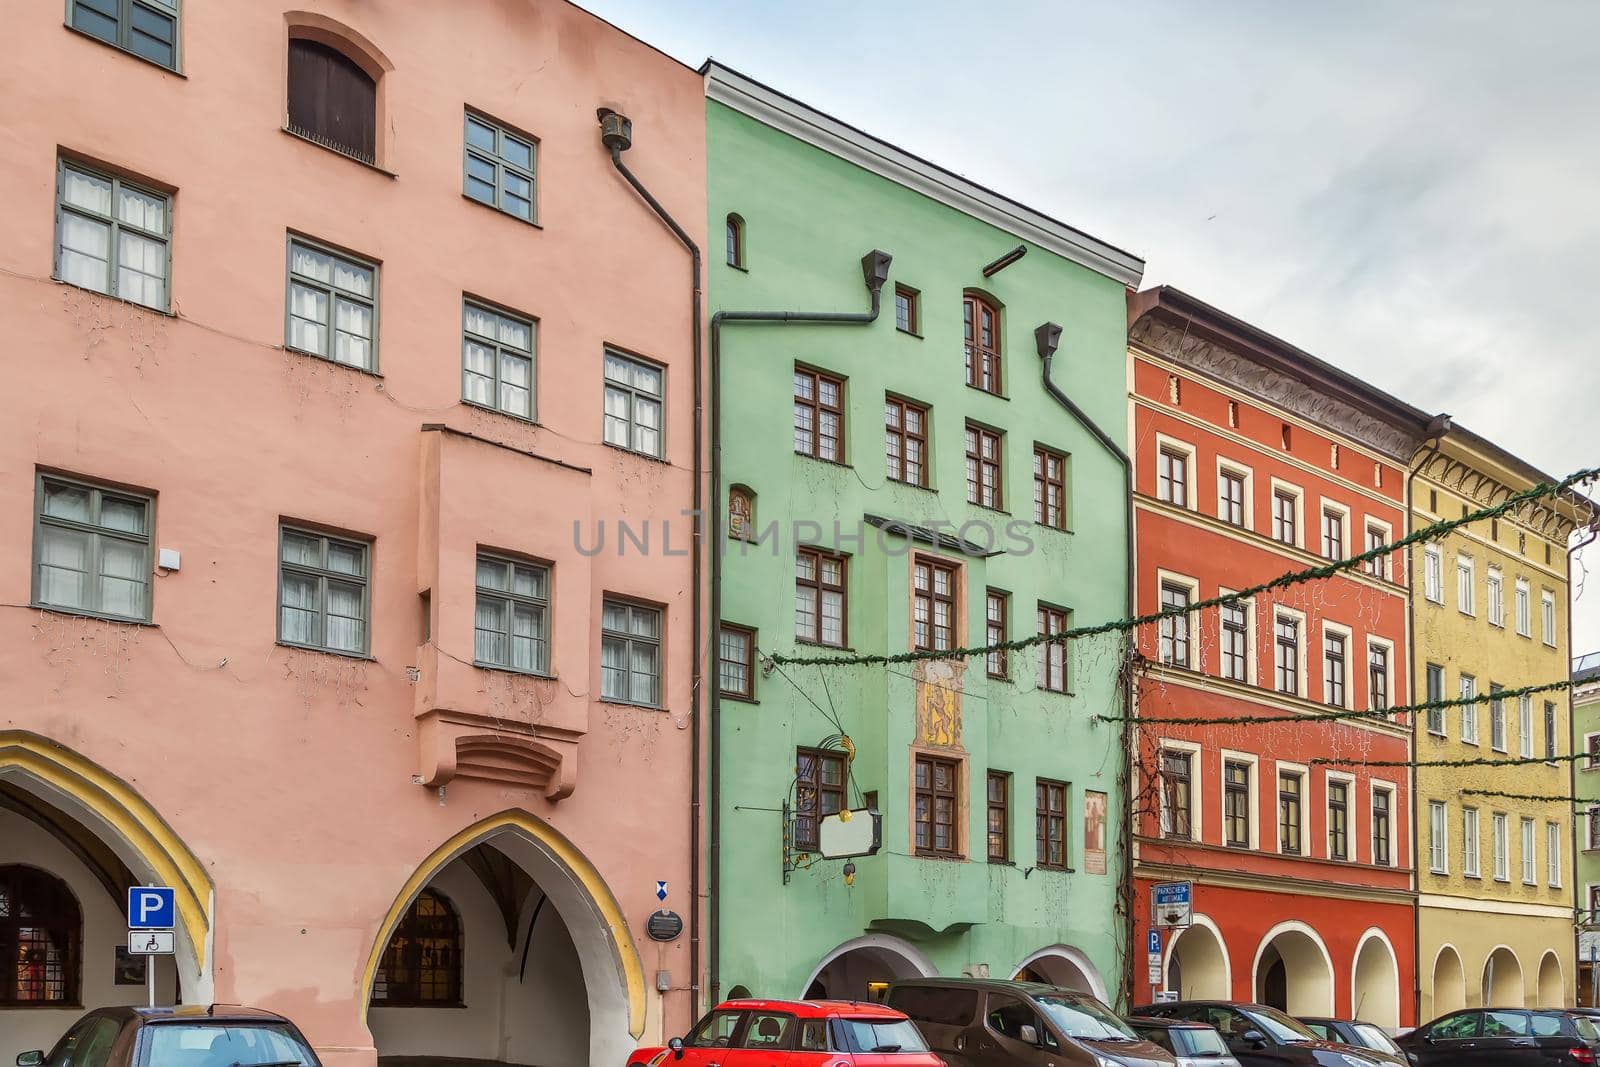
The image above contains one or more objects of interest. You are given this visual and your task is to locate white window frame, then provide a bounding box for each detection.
[1319,500,1351,562]
[1515,578,1532,638]
[1269,478,1305,550]
[1218,587,1255,685]
[1425,662,1447,737]
[1462,807,1481,878]
[1456,554,1475,616]
[1363,518,1394,581]
[1429,801,1449,874]
[1219,748,1261,851]
[1493,812,1510,882]
[1543,590,1558,647]
[1423,545,1443,603]
[1159,739,1204,843]
[1324,769,1357,861]
[1154,434,1197,511]
[1548,821,1562,888]
[1519,694,1534,759]
[1490,686,1508,753]
[1156,570,1200,670]
[1215,457,1254,529]
[1370,780,1399,867]
[1586,732,1600,773]
[1486,566,1504,628]
[1365,635,1395,712]
[1321,620,1353,708]
[1521,816,1537,885]
[1460,674,1479,745]
[1273,606,1308,698]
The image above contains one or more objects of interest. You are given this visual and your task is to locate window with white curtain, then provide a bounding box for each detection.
[461,300,535,420]
[286,237,377,370]
[602,350,664,458]
[474,553,548,674]
[278,526,370,655]
[55,159,169,311]
[33,473,151,622]
[600,599,661,707]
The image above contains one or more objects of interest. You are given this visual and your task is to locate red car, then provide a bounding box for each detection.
[629,998,945,1067]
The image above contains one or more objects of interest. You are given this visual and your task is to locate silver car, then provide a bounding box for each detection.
[1128,1017,1242,1067]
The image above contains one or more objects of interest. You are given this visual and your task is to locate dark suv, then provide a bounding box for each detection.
[1131,1001,1402,1066]
[13,1005,320,1067]
[1395,1008,1600,1065]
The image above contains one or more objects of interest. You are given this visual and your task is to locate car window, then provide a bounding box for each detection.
[1305,1022,1332,1040]
[987,993,1057,1048]
[1238,1007,1317,1043]
[837,1018,929,1054]
[1531,1015,1566,1037]
[1351,1023,1402,1052]
[1132,1026,1174,1052]
[47,1017,120,1067]
[889,986,978,1027]
[1482,1012,1531,1037]
[796,1019,830,1052]
[739,1013,793,1049]
[1176,1027,1231,1057]
[143,1024,316,1067]
[1034,993,1136,1040]
[1203,1008,1255,1040]
[1427,1012,1481,1040]
[688,1010,744,1048]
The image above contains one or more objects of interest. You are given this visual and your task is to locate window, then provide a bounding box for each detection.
[287,237,377,370]
[1321,507,1345,560]
[1364,523,1389,579]
[1493,813,1509,881]
[1490,685,1506,752]
[1275,614,1300,696]
[965,424,1003,509]
[1592,885,1600,923]
[1516,579,1532,637]
[0,866,80,1006]
[793,367,843,462]
[372,889,461,1006]
[1545,702,1558,760]
[1549,822,1562,887]
[1591,734,1600,770]
[599,599,661,707]
[55,159,169,311]
[912,557,959,653]
[885,397,929,487]
[1161,751,1193,840]
[1542,591,1557,646]
[987,771,1010,861]
[1424,546,1443,603]
[1328,780,1349,860]
[1218,468,1246,526]
[1037,605,1069,693]
[1426,663,1445,734]
[1278,772,1302,854]
[1224,760,1251,848]
[1323,631,1347,707]
[33,474,151,622]
[69,0,179,68]
[963,293,1001,393]
[725,214,744,268]
[287,37,377,164]
[914,754,960,856]
[795,748,846,851]
[1429,802,1448,873]
[1487,567,1504,627]
[1519,695,1534,759]
[604,350,665,458]
[1221,598,1250,682]
[464,112,536,222]
[1521,817,1537,884]
[895,285,918,333]
[1157,448,1188,506]
[1159,582,1192,668]
[1373,788,1393,866]
[1369,643,1390,711]
[1590,808,1600,851]
[1036,779,1068,869]
[1460,674,1479,743]
[1034,446,1068,529]
[985,590,1009,680]
[718,623,755,700]
[1457,556,1475,615]
[461,300,535,419]
[278,526,369,655]
[728,487,754,541]
[1463,808,1480,877]
[795,548,846,647]
[474,553,549,674]
[1272,489,1298,546]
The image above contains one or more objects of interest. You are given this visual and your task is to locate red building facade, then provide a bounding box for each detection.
[1126,288,1431,1027]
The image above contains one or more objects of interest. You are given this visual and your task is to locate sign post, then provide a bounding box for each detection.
[128,887,176,1009]
[1147,928,1164,991]
[1151,881,1193,928]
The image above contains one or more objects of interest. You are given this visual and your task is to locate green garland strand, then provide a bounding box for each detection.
[770,465,1598,669]
[1313,750,1592,769]
[1461,789,1595,805]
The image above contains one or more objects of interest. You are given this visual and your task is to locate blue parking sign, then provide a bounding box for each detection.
[1148,929,1162,954]
[128,887,175,929]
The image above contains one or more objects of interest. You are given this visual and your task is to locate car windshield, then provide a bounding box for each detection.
[1352,1023,1401,1053]
[1175,1027,1231,1057]
[144,1024,318,1067]
[1034,994,1138,1040]
[1240,1007,1319,1044]
[839,1018,929,1053]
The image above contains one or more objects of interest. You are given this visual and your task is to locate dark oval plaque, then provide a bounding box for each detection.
[647,909,683,942]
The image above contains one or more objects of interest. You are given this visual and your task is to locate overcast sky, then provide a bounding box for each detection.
[585,0,1600,653]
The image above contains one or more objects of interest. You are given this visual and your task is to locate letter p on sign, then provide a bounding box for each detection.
[128,887,175,929]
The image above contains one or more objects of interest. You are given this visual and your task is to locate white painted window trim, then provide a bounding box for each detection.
[1457,554,1475,617]
[1217,586,1256,687]
[1155,568,1201,671]
[1320,620,1354,708]
[1323,768,1358,862]
[1519,693,1534,759]
[1365,634,1396,712]
[1515,578,1532,638]
[1489,687,1509,754]
[1219,747,1261,851]
[1584,732,1600,773]
[1462,806,1481,878]
[1274,759,1310,856]
[1154,433,1198,512]
[1269,477,1305,550]
[1214,456,1255,529]
[1486,565,1504,628]
[1542,589,1558,647]
[1492,811,1510,882]
[1424,662,1448,738]
[1369,779,1399,867]
[1520,815,1537,885]
[1159,738,1204,843]
[1273,604,1309,699]
[1319,499,1352,561]
[1364,517,1394,581]
[1429,800,1449,874]
[1548,820,1562,888]
[1586,806,1600,852]
[1423,545,1443,604]
[1460,674,1479,745]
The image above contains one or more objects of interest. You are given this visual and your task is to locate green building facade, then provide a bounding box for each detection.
[1575,653,1600,1002]
[704,64,1145,1008]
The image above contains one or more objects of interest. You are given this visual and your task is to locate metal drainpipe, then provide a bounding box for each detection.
[1568,520,1597,1002]
[600,111,706,1017]
[1035,330,1136,1007]
[708,249,892,1005]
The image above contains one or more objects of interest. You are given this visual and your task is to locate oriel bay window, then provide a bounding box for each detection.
[796,548,846,647]
[278,526,370,655]
[912,557,958,653]
[462,300,535,420]
[287,236,378,370]
[965,424,1003,509]
[914,754,960,856]
[987,771,1010,861]
[1328,780,1350,860]
[1034,446,1068,529]
[473,552,549,674]
[794,367,844,462]
[795,747,846,852]
[885,396,929,487]
[1161,751,1192,840]
[34,474,152,622]
[599,599,661,707]
[1224,760,1251,848]
[1036,778,1068,870]
[1278,772,1302,854]
[963,293,1001,394]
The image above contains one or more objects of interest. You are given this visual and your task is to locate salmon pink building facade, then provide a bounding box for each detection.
[1126,288,1430,1026]
[0,2,704,1064]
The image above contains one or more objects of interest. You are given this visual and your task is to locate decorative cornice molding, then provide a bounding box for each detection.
[1417,451,1581,542]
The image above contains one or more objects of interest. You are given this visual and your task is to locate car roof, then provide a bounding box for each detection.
[1127,1016,1211,1028]
[891,977,1089,997]
[1300,1017,1344,1025]
[132,1005,297,1025]
[717,998,905,1020]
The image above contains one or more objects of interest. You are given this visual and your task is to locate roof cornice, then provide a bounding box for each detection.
[702,61,1145,288]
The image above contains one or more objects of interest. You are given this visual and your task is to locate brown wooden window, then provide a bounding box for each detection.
[1365,524,1388,578]
[794,367,845,462]
[0,866,80,1006]
[1157,447,1188,506]
[963,293,1001,393]
[1323,632,1346,707]
[895,285,919,334]
[1224,760,1251,848]
[372,889,462,1006]
[913,557,959,653]
[914,754,961,856]
[287,38,377,165]
[1037,605,1069,693]
[1369,644,1390,710]
[795,548,846,647]
[985,589,1009,679]
[1035,778,1068,869]
[726,214,744,268]
[1159,582,1191,667]
[1218,469,1246,526]
[1275,615,1300,695]
[795,747,846,851]
[1273,490,1298,545]
[718,623,755,700]
[1328,780,1349,860]
[1278,772,1302,854]
[1372,788,1392,865]
[1161,751,1192,840]
[1033,446,1067,529]
[1221,601,1249,682]
[885,396,929,487]
[965,423,1002,509]
[728,486,754,541]
[987,771,1010,862]
[1321,508,1344,560]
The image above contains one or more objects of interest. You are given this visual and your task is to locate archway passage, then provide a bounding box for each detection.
[803,936,931,1002]
[1167,922,1229,1001]
[1012,946,1107,1002]
[1537,951,1563,1008]
[1351,933,1400,1028]
[1254,925,1333,1016]
[1483,947,1525,1008]
[1432,946,1467,1017]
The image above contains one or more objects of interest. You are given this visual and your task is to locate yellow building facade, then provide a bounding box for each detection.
[1411,428,1584,1021]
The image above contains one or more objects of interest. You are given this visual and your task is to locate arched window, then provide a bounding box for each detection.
[288,37,377,164]
[963,293,1001,394]
[371,889,462,1007]
[726,214,745,269]
[728,486,755,541]
[0,866,80,1006]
